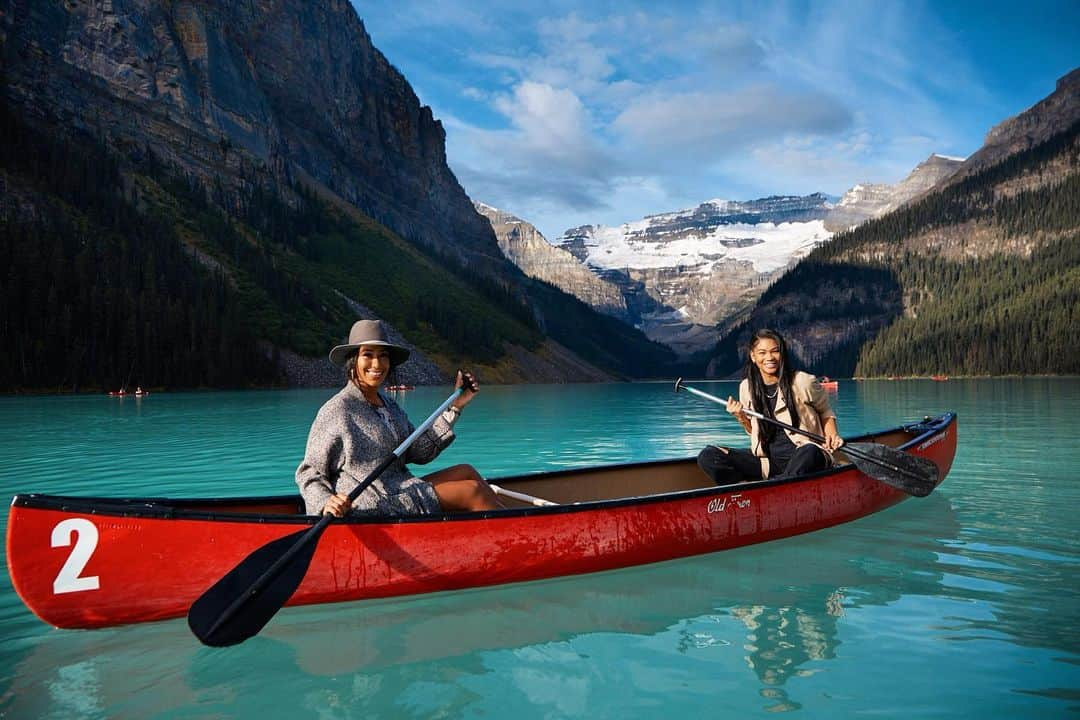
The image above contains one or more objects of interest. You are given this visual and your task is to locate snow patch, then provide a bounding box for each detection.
[575,220,831,274]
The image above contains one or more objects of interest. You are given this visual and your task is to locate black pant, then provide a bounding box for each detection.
[697,444,828,485]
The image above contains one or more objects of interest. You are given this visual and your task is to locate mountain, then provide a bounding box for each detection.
[487,156,969,362]
[0,0,675,389]
[706,69,1080,378]
[824,154,964,231]
[2,0,500,270]
[551,194,834,356]
[945,68,1080,184]
[474,202,630,322]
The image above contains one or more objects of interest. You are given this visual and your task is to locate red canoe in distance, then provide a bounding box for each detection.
[5,414,957,630]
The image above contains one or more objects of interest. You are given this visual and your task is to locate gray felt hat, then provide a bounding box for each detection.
[329,320,410,367]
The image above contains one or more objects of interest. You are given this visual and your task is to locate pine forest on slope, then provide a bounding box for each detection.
[0,104,674,392]
[708,117,1080,378]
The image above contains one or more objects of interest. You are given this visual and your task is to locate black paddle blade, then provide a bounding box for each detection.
[843,442,939,497]
[188,525,324,647]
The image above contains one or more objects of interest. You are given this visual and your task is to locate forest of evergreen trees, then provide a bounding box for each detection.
[1,98,678,392]
[0,105,282,392]
[709,119,1080,378]
[0,102,552,391]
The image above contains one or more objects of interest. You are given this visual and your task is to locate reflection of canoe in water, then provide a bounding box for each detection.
[6,414,957,630]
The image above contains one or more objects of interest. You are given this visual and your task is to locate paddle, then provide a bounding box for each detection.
[188,388,463,647]
[674,378,938,497]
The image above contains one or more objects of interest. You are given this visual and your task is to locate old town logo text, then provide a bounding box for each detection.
[707,494,750,513]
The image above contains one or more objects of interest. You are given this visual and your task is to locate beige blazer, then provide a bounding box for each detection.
[739,371,836,478]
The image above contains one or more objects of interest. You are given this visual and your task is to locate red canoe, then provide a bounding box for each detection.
[6,413,957,630]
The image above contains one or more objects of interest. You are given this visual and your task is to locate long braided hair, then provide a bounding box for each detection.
[744,328,800,448]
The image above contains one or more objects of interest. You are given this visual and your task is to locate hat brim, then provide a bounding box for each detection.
[329,341,410,367]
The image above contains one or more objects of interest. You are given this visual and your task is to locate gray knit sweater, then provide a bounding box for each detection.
[295,383,457,516]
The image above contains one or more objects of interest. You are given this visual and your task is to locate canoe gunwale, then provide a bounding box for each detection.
[8,413,955,525]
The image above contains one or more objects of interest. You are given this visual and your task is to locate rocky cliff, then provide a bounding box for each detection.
[2,0,679,384]
[946,67,1080,186]
[824,154,964,231]
[474,202,630,321]
[1,0,502,271]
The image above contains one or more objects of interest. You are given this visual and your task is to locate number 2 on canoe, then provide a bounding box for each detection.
[51,518,101,594]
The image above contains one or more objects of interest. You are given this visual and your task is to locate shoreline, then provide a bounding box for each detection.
[4,374,1080,397]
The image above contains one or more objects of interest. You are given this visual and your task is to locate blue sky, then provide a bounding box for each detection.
[357,0,1079,240]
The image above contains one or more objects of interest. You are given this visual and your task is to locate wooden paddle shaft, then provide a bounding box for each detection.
[491,484,557,507]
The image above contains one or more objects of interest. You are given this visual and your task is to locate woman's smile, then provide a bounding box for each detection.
[356,345,391,393]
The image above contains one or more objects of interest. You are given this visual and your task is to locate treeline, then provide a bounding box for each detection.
[852,145,1080,375]
[0,102,550,391]
[856,234,1080,375]
[6,95,681,391]
[0,104,281,391]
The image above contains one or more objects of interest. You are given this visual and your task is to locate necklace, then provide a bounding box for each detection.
[765,384,779,399]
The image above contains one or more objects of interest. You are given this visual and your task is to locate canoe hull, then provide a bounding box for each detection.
[6,414,957,630]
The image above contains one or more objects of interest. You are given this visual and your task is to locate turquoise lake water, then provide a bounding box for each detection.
[1,379,1078,718]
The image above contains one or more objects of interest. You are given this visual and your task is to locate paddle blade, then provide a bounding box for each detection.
[188,525,324,647]
[844,442,939,497]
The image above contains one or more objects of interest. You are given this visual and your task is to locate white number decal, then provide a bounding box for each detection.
[51,518,101,594]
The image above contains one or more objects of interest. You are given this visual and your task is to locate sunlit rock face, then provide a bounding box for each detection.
[2,0,503,270]
[825,154,964,232]
[474,203,630,322]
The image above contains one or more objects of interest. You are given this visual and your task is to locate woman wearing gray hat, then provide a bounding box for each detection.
[295,319,501,517]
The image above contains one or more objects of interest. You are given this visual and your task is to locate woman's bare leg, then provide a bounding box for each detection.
[424,464,503,511]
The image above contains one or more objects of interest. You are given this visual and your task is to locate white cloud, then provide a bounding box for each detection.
[612,84,851,164]
[360,1,1052,237]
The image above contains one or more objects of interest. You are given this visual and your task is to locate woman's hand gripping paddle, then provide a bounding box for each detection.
[188,389,463,646]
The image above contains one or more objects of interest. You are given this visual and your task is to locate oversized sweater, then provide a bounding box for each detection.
[295,383,458,516]
[739,371,836,478]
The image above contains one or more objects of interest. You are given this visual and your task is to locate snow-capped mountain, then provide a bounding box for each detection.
[479,155,965,358]
[553,194,834,355]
